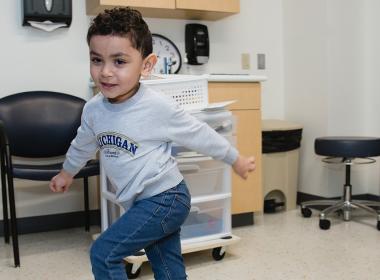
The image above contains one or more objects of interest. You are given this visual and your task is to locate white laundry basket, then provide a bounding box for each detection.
[141,75,208,111]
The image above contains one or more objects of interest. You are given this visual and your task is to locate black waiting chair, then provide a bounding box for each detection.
[0,91,99,267]
[301,137,380,231]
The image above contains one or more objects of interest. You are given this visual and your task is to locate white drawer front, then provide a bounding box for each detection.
[191,109,233,132]
[178,159,230,197]
[181,197,231,242]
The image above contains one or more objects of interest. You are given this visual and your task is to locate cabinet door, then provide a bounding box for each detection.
[176,0,239,13]
[105,0,174,8]
[86,0,175,14]
[231,110,262,214]
[209,82,263,214]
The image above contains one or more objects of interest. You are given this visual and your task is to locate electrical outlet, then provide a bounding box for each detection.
[257,53,266,70]
[241,53,250,70]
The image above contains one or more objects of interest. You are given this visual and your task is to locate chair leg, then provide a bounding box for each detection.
[1,178,10,244]
[351,202,380,218]
[84,177,90,232]
[352,199,380,208]
[1,152,10,243]
[4,147,20,267]
[319,201,345,220]
[7,174,20,267]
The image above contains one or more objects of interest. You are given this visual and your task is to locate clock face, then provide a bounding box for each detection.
[152,33,182,74]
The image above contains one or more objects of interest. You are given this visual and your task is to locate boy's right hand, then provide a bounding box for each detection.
[49,170,74,193]
[232,155,256,180]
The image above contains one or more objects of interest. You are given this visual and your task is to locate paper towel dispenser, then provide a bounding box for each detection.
[22,0,72,27]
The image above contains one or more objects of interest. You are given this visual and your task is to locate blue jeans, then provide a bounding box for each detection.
[90,181,191,280]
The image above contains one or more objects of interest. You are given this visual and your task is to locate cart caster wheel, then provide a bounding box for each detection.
[212,247,225,261]
[377,221,380,231]
[319,219,331,230]
[301,207,312,218]
[125,263,141,279]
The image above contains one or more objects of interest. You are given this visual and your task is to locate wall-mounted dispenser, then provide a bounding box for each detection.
[185,24,209,65]
[23,0,72,31]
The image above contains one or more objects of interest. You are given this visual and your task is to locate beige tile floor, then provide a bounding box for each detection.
[1,208,380,280]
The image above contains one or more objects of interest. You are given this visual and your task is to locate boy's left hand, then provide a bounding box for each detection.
[232,155,256,180]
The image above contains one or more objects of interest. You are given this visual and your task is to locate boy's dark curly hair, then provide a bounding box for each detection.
[87,7,152,58]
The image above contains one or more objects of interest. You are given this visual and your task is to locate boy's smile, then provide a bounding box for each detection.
[89,35,156,103]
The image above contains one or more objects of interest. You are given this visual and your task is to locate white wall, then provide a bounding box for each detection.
[283,0,380,197]
[0,0,284,217]
[0,1,93,99]
[364,0,380,194]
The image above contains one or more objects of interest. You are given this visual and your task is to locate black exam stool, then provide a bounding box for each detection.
[300,137,380,230]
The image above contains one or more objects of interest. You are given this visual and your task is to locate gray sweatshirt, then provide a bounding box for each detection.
[63,83,238,209]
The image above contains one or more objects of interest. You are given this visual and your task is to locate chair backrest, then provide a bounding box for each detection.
[0,91,85,158]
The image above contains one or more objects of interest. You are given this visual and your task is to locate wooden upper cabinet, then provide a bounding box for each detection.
[86,0,240,20]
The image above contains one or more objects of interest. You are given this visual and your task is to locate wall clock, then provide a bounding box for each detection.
[152,33,182,74]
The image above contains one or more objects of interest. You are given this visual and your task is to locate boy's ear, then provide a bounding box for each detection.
[141,53,157,77]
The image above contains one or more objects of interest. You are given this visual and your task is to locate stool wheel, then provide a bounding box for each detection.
[319,219,331,230]
[377,221,380,231]
[301,207,312,218]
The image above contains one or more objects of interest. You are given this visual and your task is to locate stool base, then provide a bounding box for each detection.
[301,186,380,230]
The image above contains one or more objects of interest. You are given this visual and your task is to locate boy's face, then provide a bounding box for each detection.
[89,35,155,103]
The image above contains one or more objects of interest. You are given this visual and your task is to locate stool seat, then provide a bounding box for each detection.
[315,136,380,158]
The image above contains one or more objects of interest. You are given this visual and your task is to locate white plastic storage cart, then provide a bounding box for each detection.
[97,75,240,278]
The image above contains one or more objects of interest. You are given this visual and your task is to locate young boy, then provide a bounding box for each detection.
[49,7,255,280]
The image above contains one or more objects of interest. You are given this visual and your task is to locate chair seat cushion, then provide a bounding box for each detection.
[12,159,99,181]
[315,137,380,158]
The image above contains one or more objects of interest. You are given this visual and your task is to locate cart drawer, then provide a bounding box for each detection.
[181,197,231,241]
[191,109,236,135]
[178,159,230,197]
